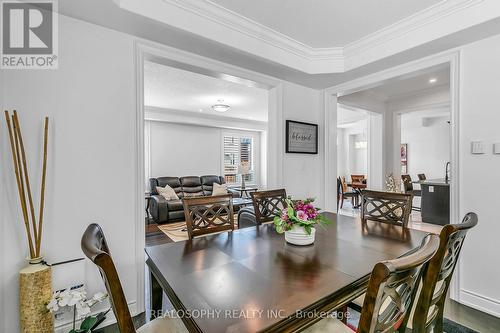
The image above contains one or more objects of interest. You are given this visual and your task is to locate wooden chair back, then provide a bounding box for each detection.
[361,190,413,228]
[417,174,427,181]
[337,177,342,207]
[182,194,234,240]
[410,212,478,332]
[250,189,287,224]
[401,174,414,192]
[81,224,136,333]
[358,235,440,333]
[351,174,365,183]
[340,176,349,193]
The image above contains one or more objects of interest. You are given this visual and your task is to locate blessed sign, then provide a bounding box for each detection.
[286,120,318,154]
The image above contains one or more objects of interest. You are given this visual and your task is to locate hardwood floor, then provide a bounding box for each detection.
[145,219,172,246]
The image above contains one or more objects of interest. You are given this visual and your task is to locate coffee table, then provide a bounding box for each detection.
[230,186,258,198]
[232,197,253,208]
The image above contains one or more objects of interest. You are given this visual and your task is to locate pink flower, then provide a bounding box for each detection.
[294,201,305,211]
[304,204,318,219]
[281,208,289,221]
[296,210,308,221]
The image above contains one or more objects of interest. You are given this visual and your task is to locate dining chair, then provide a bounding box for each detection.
[337,177,342,210]
[339,176,359,208]
[361,190,413,228]
[250,189,287,224]
[408,212,478,333]
[417,174,427,181]
[401,175,421,196]
[304,234,440,333]
[81,224,187,333]
[182,194,234,240]
[401,175,422,212]
[351,174,366,183]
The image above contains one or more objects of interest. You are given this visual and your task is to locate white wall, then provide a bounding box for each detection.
[337,119,368,179]
[147,121,261,185]
[1,16,137,332]
[457,34,500,317]
[400,113,451,180]
[282,82,325,207]
[386,86,451,179]
[368,113,384,190]
[0,15,327,332]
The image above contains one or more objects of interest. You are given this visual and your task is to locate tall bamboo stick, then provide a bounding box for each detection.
[13,114,36,258]
[4,111,35,258]
[13,111,39,247]
[36,117,49,257]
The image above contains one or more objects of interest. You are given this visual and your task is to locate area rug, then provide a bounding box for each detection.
[157,217,239,242]
[346,310,478,332]
[443,318,479,333]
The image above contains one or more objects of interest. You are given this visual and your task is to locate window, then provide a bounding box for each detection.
[223,135,255,184]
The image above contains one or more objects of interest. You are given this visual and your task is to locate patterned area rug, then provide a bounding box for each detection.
[157,222,191,242]
[347,310,478,332]
[443,318,479,333]
[157,217,239,242]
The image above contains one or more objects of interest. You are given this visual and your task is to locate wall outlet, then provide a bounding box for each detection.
[429,186,434,193]
[471,141,485,154]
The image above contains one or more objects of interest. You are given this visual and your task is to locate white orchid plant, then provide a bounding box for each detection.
[47,287,109,333]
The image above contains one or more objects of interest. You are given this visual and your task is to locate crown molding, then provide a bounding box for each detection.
[161,0,344,61]
[344,0,484,57]
[118,0,492,74]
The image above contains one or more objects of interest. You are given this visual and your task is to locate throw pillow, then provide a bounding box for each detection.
[212,183,228,196]
[156,185,179,200]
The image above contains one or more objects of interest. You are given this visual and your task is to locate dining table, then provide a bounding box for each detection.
[346,182,367,208]
[145,212,429,333]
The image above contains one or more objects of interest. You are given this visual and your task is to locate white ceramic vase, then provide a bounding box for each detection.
[285,225,316,246]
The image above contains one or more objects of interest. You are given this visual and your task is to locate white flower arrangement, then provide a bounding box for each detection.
[47,287,109,333]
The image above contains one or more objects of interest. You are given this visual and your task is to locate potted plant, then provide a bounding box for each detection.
[273,198,331,245]
[47,287,109,333]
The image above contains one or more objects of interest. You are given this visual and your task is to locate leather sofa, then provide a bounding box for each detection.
[149,175,240,224]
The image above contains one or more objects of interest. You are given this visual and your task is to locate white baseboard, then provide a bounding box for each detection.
[54,301,137,333]
[459,289,500,319]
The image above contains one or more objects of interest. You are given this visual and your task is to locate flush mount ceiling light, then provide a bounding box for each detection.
[211,99,230,113]
[429,78,437,84]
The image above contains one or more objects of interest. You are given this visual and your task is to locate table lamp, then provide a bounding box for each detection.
[238,162,250,189]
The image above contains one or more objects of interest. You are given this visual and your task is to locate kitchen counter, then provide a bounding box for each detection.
[419,179,450,225]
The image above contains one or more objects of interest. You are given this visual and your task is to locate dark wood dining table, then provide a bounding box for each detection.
[346,182,367,208]
[145,213,429,333]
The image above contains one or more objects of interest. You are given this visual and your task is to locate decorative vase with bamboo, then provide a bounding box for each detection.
[4,110,53,333]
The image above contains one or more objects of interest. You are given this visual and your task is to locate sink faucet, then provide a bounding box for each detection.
[445,162,451,183]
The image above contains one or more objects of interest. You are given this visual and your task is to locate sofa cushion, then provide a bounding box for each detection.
[200,175,225,195]
[212,183,228,196]
[180,176,203,197]
[166,200,184,211]
[156,185,179,201]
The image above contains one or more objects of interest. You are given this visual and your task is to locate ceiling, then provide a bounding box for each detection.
[337,107,368,126]
[210,0,441,48]
[144,61,269,122]
[366,66,450,100]
[58,0,500,88]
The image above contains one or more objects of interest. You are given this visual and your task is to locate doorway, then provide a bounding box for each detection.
[324,51,460,298]
[134,41,285,315]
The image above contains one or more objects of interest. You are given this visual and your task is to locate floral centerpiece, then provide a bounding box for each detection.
[274,198,331,245]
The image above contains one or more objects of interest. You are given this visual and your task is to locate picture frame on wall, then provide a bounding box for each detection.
[286,120,318,154]
[401,143,408,174]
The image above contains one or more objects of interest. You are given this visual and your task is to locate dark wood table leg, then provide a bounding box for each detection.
[150,270,162,320]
